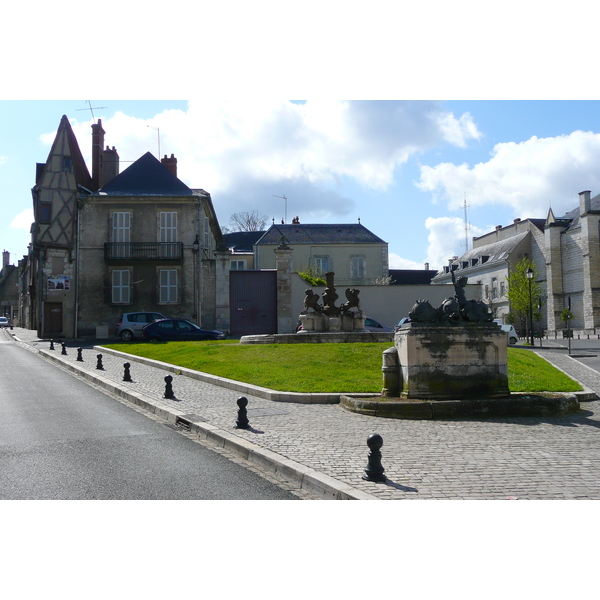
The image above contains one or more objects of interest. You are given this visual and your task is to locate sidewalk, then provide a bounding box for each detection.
[7,327,600,500]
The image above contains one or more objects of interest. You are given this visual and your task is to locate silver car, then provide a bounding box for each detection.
[116,312,167,341]
[363,317,393,332]
[0,317,9,327]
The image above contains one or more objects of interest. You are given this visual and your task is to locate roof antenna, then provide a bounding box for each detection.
[273,194,287,223]
[462,192,471,251]
[147,125,160,158]
[76,100,106,123]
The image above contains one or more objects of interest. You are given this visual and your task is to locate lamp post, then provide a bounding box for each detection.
[526,267,534,346]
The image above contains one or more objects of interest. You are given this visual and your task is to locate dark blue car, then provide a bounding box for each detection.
[141,318,225,342]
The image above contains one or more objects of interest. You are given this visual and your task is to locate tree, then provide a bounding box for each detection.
[506,257,543,340]
[225,211,270,233]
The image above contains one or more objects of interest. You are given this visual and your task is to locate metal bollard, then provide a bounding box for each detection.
[49,339,55,350]
[235,396,250,429]
[123,362,132,382]
[164,375,174,399]
[96,354,104,370]
[362,433,387,482]
[61,342,67,355]
[76,347,83,362]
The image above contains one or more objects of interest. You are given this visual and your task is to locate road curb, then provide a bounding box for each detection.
[37,347,379,500]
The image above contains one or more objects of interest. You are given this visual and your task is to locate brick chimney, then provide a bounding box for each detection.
[100,145,119,188]
[91,119,105,191]
[2,250,9,270]
[161,154,177,178]
[579,190,591,216]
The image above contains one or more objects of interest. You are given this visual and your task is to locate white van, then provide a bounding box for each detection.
[494,320,518,345]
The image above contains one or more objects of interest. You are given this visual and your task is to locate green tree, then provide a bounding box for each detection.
[506,258,543,339]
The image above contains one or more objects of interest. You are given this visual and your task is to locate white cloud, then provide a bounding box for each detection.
[388,254,426,270]
[417,131,600,217]
[10,208,33,231]
[55,101,481,223]
[424,216,487,270]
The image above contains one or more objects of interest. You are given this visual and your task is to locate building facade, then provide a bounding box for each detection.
[432,190,600,337]
[22,116,222,338]
[253,222,389,286]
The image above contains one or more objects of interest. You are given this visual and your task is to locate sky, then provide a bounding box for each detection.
[4,99,600,274]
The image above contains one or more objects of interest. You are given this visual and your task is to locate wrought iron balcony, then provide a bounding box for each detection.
[104,242,184,261]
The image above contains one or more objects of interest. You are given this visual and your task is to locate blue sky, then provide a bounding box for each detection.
[4,100,600,273]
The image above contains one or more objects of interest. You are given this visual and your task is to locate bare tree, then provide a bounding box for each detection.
[227,211,270,232]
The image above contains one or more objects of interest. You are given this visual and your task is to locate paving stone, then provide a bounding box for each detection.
[9,328,600,499]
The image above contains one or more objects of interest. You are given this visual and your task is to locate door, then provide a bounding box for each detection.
[230,271,277,336]
[44,303,63,335]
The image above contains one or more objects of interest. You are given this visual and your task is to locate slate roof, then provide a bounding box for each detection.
[98,152,193,196]
[222,231,266,252]
[432,231,530,280]
[555,193,600,230]
[255,223,387,246]
[36,115,92,189]
[389,269,438,285]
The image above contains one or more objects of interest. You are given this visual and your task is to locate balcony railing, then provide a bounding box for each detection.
[104,242,184,261]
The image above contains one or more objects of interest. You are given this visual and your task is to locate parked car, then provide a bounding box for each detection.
[116,312,167,341]
[363,317,393,332]
[501,324,519,345]
[141,318,226,342]
[394,317,411,331]
[0,316,9,328]
[493,320,518,344]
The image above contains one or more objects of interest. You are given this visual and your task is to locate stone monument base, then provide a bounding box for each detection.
[298,311,365,333]
[391,323,509,400]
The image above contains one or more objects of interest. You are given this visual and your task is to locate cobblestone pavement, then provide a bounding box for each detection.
[7,327,600,500]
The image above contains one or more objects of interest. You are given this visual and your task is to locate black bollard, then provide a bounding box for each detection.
[61,342,67,356]
[164,375,174,399]
[362,433,387,482]
[76,347,83,362]
[96,354,104,370]
[49,339,55,350]
[123,362,132,382]
[235,396,250,429]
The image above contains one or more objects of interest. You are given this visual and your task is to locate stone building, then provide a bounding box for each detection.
[23,115,222,338]
[432,218,546,326]
[432,190,600,337]
[253,222,389,285]
[0,251,18,322]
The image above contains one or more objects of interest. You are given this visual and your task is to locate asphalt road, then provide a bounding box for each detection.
[0,339,298,500]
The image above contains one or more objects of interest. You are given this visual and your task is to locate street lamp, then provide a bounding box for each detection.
[526,267,534,346]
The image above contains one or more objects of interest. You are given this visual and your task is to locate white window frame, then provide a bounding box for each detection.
[350,255,366,280]
[231,260,246,271]
[112,212,131,242]
[313,256,329,274]
[159,212,178,243]
[159,269,178,303]
[112,270,130,304]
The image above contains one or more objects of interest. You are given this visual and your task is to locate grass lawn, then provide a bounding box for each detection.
[101,341,583,394]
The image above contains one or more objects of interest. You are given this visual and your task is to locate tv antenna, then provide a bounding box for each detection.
[273,194,287,223]
[462,192,471,251]
[147,125,160,158]
[76,100,106,123]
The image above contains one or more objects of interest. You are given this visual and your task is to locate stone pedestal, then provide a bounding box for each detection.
[394,323,509,400]
[299,312,366,333]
